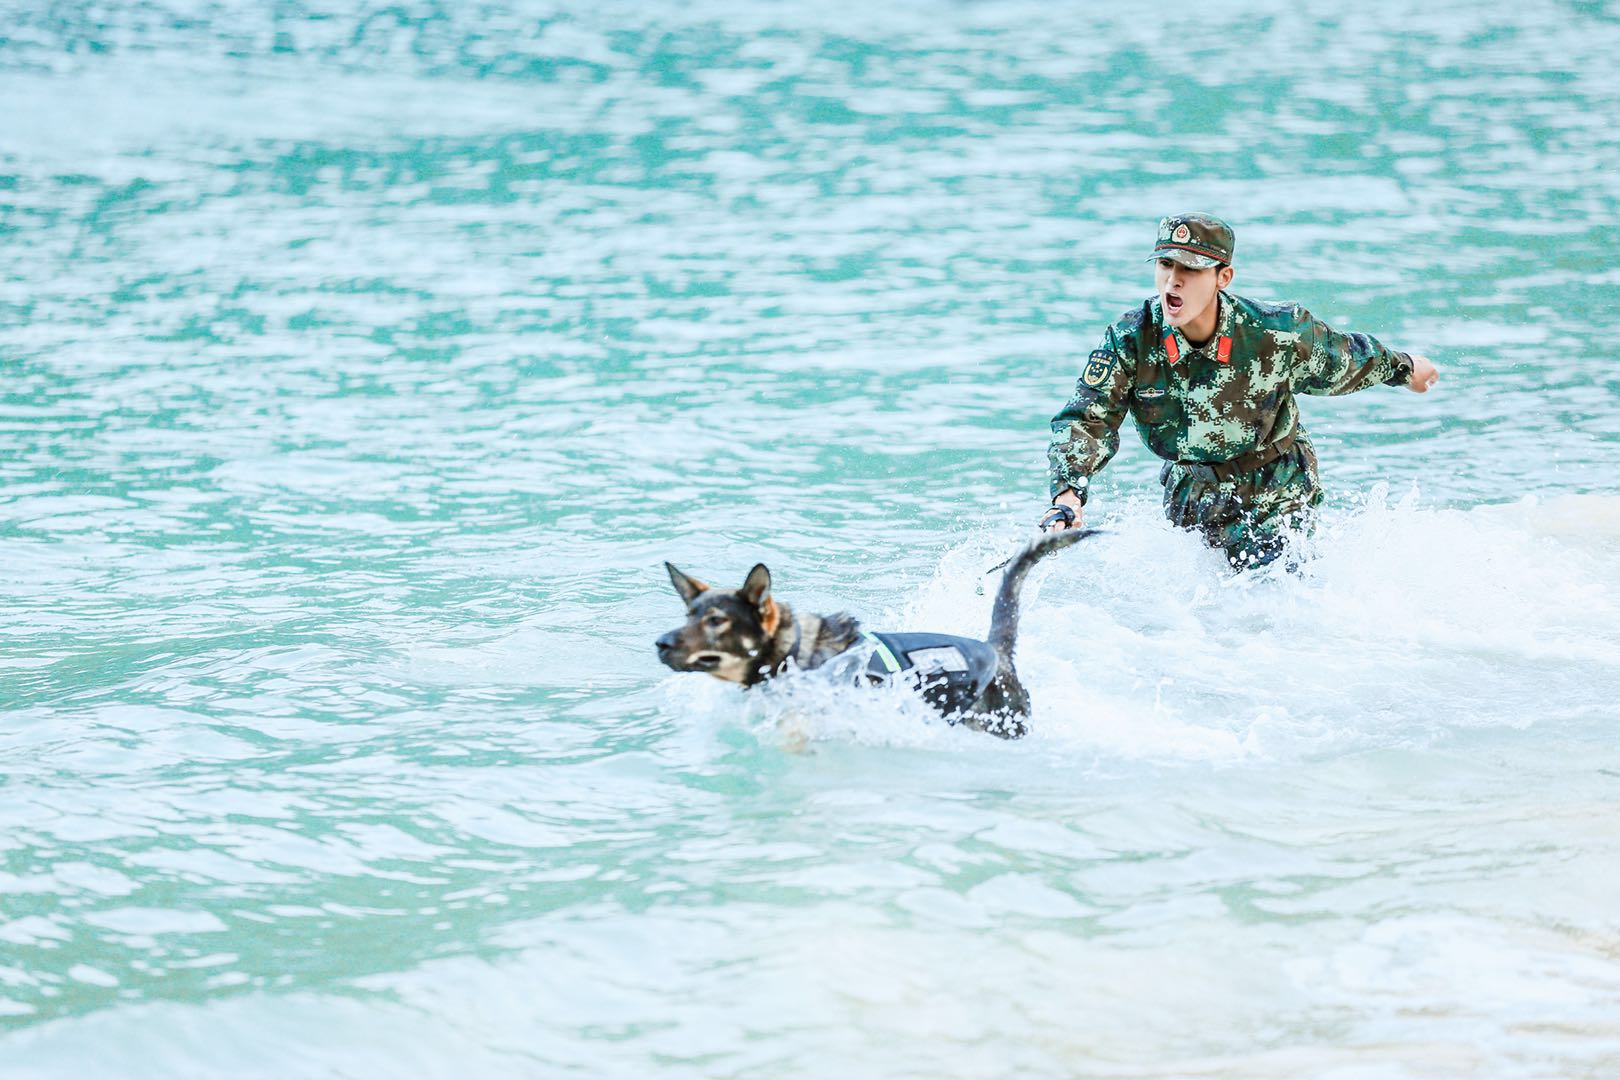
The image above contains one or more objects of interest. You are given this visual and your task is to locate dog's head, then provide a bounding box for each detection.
[655,562,782,684]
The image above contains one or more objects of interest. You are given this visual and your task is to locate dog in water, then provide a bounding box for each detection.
[655,530,1091,738]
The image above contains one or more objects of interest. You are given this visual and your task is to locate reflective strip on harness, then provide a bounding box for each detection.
[863,630,903,674]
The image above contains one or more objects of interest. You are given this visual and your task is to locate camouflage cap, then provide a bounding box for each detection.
[1151,213,1235,269]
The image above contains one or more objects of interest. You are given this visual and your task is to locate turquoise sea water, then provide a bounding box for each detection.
[4,1,1620,1075]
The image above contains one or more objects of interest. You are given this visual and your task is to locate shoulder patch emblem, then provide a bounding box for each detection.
[1081,350,1115,389]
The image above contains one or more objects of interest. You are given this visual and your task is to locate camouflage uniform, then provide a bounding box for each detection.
[1048,290,1415,568]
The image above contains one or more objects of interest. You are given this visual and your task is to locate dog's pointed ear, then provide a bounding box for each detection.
[742,564,781,636]
[665,562,710,609]
[739,563,771,608]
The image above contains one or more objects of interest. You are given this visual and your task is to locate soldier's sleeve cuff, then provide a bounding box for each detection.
[1049,477,1089,505]
[1383,351,1415,387]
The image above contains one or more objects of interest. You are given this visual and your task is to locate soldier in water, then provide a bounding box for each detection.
[1042,213,1440,569]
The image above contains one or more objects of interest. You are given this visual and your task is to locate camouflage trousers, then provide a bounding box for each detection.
[1159,438,1322,570]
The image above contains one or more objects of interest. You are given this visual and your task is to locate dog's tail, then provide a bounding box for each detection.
[987,529,1095,665]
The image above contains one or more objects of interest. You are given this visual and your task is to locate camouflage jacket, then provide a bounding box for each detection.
[1048,293,1414,499]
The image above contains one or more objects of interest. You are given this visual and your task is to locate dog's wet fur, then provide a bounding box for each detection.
[655,530,1092,738]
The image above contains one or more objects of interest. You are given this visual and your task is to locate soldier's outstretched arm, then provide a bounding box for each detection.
[1045,330,1132,530]
[1290,306,1428,396]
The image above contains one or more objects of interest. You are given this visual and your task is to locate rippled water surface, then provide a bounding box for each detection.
[4,1,1620,1076]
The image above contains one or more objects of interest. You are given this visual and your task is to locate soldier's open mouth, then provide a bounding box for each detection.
[1164,293,1184,315]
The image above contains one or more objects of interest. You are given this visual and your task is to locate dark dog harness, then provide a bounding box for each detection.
[860,630,999,719]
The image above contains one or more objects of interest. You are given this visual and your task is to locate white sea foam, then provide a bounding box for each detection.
[699,492,1620,762]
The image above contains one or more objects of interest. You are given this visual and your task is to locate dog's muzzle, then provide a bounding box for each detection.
[656,631,720,672]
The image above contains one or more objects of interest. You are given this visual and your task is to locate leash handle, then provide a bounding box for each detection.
[1039,504,1076,530]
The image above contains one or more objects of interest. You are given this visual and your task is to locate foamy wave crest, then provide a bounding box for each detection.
[658,653,977,751]
[944,489,1620,762]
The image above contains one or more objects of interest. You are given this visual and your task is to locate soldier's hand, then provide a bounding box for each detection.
[1407,354,1439,393]
[1042,489,1085,532]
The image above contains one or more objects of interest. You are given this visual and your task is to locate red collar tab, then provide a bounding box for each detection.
[1164,334,1181,365]
[1216,336,1232,364]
